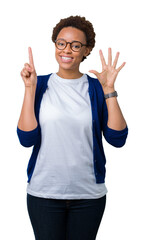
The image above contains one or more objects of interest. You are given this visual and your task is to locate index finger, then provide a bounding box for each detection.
[28,47,34,67]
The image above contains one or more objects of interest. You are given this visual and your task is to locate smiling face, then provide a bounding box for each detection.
[55,27,91,78]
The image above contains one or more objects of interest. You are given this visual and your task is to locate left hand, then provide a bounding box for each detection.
[89,48,126,93]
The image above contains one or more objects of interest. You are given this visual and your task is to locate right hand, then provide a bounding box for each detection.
[20,47,37,88]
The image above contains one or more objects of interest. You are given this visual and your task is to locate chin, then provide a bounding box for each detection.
[57,62,78,71]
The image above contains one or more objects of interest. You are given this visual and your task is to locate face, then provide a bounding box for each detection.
[55,27,90,72]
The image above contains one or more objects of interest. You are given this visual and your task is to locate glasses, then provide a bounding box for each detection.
[55,38,87,52]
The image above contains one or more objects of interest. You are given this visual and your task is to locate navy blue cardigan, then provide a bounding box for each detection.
[17,74,128,183]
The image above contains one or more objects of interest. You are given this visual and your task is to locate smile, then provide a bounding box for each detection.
[60,56,73,63]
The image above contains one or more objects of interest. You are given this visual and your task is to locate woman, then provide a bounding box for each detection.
[17,16,128,240]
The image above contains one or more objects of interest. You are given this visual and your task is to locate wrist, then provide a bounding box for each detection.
[103,86,115,94]
[25,85,36,96]
[104,91,118,100]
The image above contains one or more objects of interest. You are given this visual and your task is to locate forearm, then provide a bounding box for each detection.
[18,86,38,131]
[103,87,127,130]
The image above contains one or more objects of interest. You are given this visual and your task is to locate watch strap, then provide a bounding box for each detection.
[104,91,118,99]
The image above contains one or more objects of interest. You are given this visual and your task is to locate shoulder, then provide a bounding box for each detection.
[37,73,52,85]
[36,73,52,92]
[34,73,53,109]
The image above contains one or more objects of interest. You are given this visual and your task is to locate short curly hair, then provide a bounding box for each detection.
[52,15,96,62]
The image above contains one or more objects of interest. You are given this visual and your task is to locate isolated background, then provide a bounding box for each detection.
[0,0,145,239]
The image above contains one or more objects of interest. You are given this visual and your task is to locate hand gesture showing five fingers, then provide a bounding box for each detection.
[89,48,126,92]
[20,47,37,88]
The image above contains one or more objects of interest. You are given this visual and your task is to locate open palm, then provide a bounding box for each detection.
[89,48,126,90]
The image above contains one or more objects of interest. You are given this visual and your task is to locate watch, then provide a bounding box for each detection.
[104,91,118,99]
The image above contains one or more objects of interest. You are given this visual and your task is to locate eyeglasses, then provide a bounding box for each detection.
[55,38,87,52]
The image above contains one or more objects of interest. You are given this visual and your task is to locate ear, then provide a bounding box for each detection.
[84,47,91,57]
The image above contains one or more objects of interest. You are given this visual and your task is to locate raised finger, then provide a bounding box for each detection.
[108,48,112,66]
[113,52,120,68]
[116,62,126,72]
[99,49,106,69]
[28,47,34,68]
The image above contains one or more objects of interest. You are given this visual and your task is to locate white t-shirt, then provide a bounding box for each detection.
[27,73,107,199]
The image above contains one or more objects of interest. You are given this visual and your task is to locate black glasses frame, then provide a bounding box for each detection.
[55,38,87,52]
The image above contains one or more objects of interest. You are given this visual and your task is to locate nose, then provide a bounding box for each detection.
[63,42,72,53]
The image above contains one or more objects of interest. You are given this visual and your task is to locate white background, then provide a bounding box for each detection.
[0,0,145,239]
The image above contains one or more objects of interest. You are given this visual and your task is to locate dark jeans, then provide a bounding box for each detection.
[27,193,106,240]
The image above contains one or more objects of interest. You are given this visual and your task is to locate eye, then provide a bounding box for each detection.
[74,45,80,49]
[71,42,81,51]
[56,39,66,49]
[72,43,81,49]
[57,42,65,46]
[57,41,65,46]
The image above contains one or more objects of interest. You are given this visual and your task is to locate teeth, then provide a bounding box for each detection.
[61,57,72,60]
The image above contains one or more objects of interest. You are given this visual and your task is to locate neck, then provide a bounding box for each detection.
[57,68,83,79]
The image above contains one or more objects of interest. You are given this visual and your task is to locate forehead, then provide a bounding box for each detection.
[57,27,86,42]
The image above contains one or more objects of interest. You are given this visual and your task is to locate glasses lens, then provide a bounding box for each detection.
[56,39,66,50]
[71,42,82,52]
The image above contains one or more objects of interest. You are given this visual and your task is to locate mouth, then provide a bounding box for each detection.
[60,56,73,63]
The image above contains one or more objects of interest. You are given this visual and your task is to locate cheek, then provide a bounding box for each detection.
[55,49,61,62]
[55,51,58,61]
[77,48,87,59]
[78,55,84,63]
[55,48,58,57]
[75,52,84,62]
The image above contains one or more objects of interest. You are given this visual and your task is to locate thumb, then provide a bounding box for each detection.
[89,70,100,78]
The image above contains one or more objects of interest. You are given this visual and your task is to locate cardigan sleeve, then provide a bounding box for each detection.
[17,125,40,147]
[102,98,128,148]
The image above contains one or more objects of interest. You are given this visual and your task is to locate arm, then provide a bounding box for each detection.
[18,47,37,131]
[102,95,128,147]
[18,85,38,131]
[17,47,39,147]
[89,48,128,146]
[103,87,127,131]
